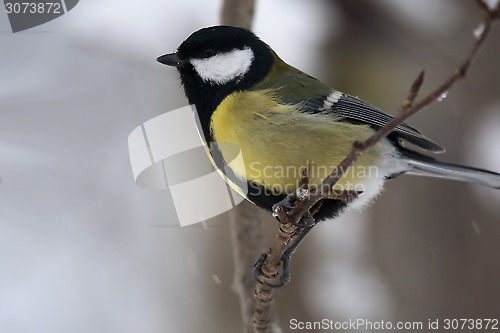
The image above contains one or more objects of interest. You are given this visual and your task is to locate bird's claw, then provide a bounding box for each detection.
[271,194,297,218]
[272,195,317,228]
[253,253,291,288]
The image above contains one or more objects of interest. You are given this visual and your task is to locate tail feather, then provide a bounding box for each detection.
[399,149,500,189]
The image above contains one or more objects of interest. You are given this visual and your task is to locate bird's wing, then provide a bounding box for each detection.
[300,91,445,153]
[253,65,444,153]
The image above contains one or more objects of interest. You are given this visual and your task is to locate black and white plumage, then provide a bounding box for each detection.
[158,25,500,220]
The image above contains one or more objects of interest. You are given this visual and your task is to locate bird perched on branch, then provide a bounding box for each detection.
[157,25,500,221]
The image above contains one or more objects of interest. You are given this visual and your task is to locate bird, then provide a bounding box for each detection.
[157,25,500,222]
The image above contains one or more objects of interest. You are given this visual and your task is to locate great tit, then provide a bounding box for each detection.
[157,25,500,221]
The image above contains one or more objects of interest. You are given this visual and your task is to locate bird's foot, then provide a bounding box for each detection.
[253,225,313,287]
[271,194,317,228]
[253,253,291,288]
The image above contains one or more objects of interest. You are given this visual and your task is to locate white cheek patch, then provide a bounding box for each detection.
[190,47,255,85]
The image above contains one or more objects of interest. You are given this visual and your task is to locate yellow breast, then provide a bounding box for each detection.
[210,90,392,196]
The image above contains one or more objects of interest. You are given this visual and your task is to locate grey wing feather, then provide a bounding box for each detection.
[304,92,445,153]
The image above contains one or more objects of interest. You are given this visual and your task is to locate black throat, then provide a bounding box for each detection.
[177,42,274,144]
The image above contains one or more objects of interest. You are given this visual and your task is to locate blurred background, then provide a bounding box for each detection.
[1,0,499,332]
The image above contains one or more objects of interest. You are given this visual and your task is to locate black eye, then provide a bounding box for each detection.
[202,49,216,58]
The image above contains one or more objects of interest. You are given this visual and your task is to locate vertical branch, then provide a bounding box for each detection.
[221,0,255,29]
[220,1,282,333]
[228,202,267,333]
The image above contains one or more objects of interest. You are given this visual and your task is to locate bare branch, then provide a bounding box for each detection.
[252,4,500,333]
[229,204,266,333]
[220,2,281,333]
[402,70,425,111]
[250,1,499,332]
[288,0,499,227]
[221,0,255,29]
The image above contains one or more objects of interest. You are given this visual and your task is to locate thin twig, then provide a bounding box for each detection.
[402,71,425,111]
[252,1,499,332]
[252,221,298,332]
[289,0,498,227]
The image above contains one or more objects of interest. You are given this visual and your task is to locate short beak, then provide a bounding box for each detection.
[157,52,187,68]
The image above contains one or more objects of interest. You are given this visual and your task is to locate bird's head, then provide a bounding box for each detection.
[157,25,274,107]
